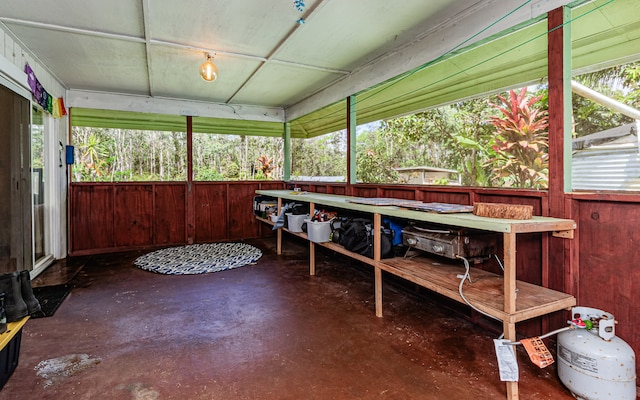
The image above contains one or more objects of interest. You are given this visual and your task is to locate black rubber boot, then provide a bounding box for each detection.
[20,270,41,315]
[0,272,28,322]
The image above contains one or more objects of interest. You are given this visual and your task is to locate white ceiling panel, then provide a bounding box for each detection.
[230,62,345,107]
[149,0,312,58]
[276,0,476,70]
[4,23,149,94]
[0,0,144,37]
[0,0,581,120]
[149,45,264,103]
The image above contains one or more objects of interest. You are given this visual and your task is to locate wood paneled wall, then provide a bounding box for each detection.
[69,181,283,255]
[570,193,640,365]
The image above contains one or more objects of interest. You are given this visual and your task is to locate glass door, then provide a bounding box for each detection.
[32,107,47,264]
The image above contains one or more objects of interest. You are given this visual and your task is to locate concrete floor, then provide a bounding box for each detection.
[2,237,574,400]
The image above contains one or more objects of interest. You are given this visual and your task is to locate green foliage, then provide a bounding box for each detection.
[356,149,399,184]
[291,131,346,179]
[194,169,224,181]
[225,162,240,179]
[368,97,497,186]
[487,88,549,188]
[72,128,283,182]
[433,177,450,185]
[571,93,630,136]
[69,62,638,187]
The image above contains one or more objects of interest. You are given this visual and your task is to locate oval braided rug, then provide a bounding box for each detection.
[134,243,262,275]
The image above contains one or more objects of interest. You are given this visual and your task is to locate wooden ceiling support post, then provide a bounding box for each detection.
[547,6,578,318]
[283,122,291,183]
[547,6,572,215]
[346,95,356,196]
[186,115,195,244]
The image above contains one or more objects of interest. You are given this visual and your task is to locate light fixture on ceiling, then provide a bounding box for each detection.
[199,53,218,82]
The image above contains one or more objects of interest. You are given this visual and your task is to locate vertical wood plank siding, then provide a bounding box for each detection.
[71,184,115,251]
[575,199,640,353]
[114,185,153,247]
[193,183,228,243]
[69,181,284,255]
[154,184,187,245]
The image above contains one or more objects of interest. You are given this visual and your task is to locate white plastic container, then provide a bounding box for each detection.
[305,219,332,243]
[286,213,308,232]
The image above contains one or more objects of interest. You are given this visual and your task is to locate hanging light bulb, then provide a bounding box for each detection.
[199,54,218,82]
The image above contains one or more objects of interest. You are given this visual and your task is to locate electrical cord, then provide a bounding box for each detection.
[493,253,504,272]
[456,255,574,344]
[456,255,500,322]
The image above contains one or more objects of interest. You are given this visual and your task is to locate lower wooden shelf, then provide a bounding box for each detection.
[258,215,575,324]
[379,255,575,323]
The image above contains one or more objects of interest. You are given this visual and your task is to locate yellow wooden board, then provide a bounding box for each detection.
[0,317,29,351]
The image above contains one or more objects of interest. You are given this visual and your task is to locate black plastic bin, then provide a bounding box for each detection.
[0,321,25,390]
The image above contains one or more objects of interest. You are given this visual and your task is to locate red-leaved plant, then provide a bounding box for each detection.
[256,155,275,179]
[488,88,549,188]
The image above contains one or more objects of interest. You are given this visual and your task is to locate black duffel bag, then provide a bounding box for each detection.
[336,217,394,259]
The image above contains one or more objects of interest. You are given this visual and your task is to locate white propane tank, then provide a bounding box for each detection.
[557,306,636,400]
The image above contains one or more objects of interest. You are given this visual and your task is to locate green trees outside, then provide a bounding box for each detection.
[193,134,283,181]
[72,128,283,182]
[357,97,497,186]
[72,62,639,186]
[73,128,188,181]
[291,131,347,180]
[73,92,544,187]
[572,62,640,136]
[355,61,640,188]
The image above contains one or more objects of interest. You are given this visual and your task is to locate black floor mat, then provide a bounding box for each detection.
[31,284,73,318]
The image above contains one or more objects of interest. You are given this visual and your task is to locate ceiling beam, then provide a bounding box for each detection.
[0,17,147,44]
[141,0,154,97]
[66,89,285,122]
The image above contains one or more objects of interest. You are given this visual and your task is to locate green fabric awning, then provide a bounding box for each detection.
[290,19,549,138]
[71,108,284,137]
[355,20,548,127]
[288,101,347,139]
[571,0,640,71]
[290,0,640,138]
[192,116,283,137]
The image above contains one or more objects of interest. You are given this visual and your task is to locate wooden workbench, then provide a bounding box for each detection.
[256,190,576,400]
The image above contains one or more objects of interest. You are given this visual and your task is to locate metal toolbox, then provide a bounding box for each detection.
[402,224,498,261]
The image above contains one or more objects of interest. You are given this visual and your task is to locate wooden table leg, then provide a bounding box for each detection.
[310,242,316,276]
[504,320,519,400]
[375,266,382,317]
[503,232,519,399]
[309,202,316,276]
[276,198,282,255]
[373,214,383,317]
